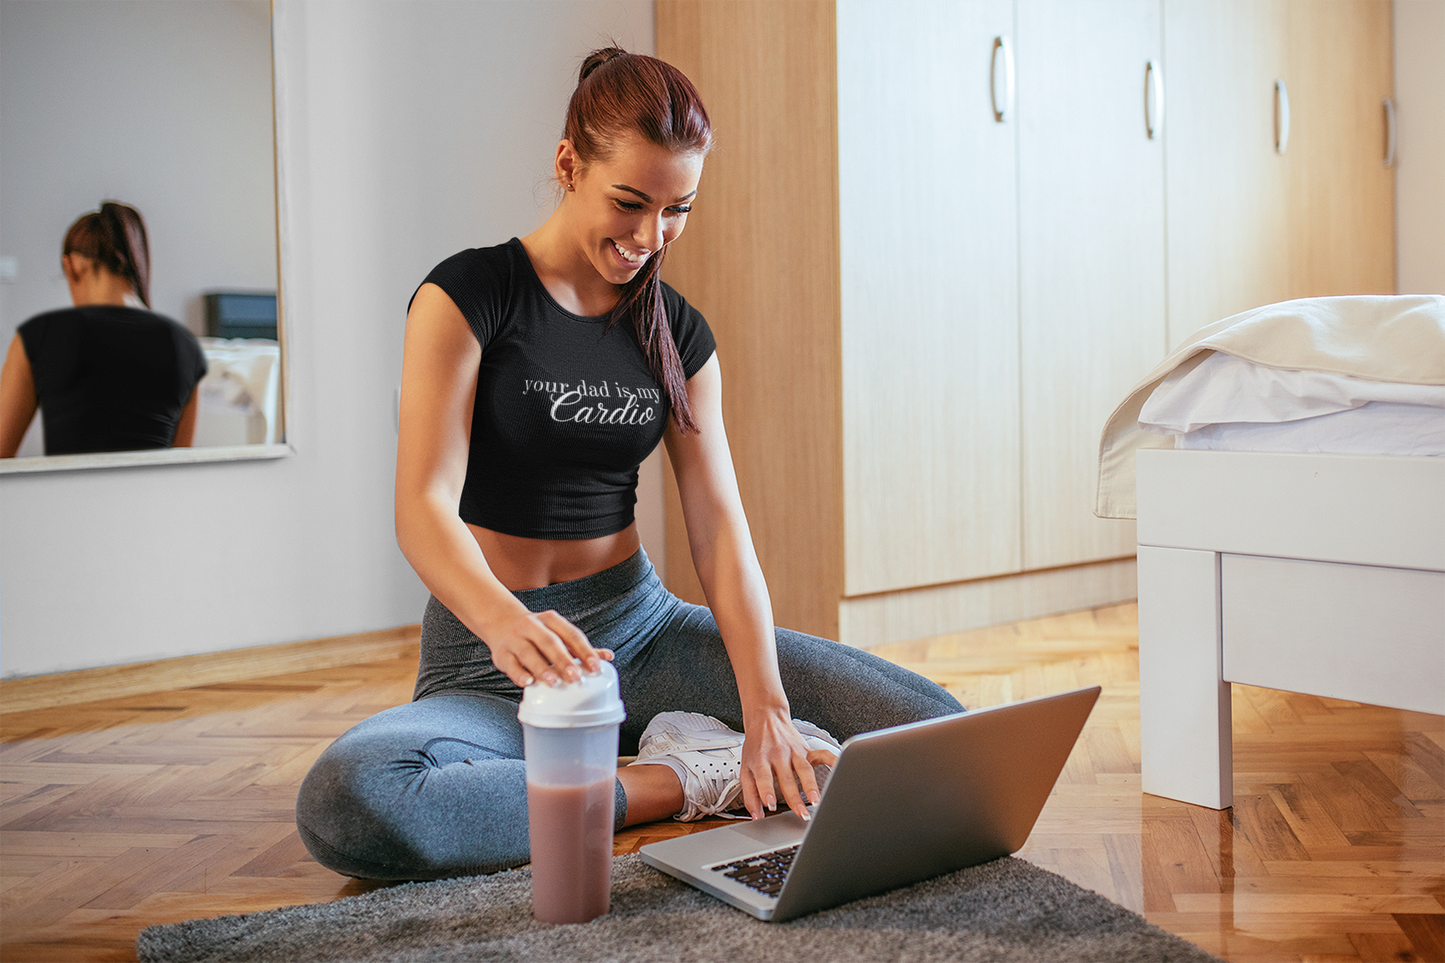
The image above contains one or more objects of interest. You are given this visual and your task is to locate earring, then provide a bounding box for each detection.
[566,183,575,192]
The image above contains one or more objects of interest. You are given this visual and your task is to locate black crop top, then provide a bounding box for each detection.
[420,238,716,539]
[18,305,208,455]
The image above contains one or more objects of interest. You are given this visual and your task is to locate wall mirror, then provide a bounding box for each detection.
[0,0,288,474]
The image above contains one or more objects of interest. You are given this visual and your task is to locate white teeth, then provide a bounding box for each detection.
[613,241,644,264]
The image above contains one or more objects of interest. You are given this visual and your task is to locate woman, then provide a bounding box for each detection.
[296,48,962,881]
[0,202,207,458]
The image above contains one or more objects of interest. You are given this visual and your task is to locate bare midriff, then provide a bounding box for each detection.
[468,522,642,591]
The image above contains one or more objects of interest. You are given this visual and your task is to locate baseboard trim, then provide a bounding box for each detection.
[839,558,1138,649]
[0,625,421,714]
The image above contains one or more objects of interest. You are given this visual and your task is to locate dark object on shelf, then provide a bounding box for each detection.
[204,292,277,340]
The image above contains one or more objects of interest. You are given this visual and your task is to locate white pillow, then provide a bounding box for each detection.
[1139,351,1445,434]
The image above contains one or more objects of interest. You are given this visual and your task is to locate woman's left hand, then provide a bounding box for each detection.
[739,708,837,821]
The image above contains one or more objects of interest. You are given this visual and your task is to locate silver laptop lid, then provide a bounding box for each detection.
[640,686,1100,922]
[770,685,1099,920]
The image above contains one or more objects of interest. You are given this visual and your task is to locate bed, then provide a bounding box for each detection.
[194,337,283,447]
[1097,295,1445,810]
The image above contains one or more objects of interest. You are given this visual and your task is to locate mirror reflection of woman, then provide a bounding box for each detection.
[0,202,207,458]
[296,48,964,881]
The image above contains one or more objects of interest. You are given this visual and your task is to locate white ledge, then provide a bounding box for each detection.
[0,443,294,475]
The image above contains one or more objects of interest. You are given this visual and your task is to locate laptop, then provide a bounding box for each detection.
[639,685,1100,922]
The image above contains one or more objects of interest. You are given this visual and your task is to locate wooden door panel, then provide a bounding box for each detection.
[839,0,1023,596]
[1017,0,1160,569]
[1163,0,1292,350]
[658,1,845,639]
[1284,0,1395,298]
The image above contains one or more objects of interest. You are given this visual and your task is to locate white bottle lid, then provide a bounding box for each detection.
[517,660,626,728]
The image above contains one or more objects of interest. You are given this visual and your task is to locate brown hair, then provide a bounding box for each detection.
[62,201,151,307]
[566,47,712,433]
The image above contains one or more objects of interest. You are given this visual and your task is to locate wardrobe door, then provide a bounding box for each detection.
[1163,0,1291,350]
[1017,0,1163,570]
[1283,0,1395,298]
[657,0,845,640]
[838,0,1022,597]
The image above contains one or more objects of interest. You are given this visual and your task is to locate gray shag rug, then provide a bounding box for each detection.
[137,853,1220,963]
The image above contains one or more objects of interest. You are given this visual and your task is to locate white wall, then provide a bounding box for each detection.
[0,0,656,679]
[1395,0,1445,295]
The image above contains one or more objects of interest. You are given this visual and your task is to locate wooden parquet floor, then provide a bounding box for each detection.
[2,602,1442,962]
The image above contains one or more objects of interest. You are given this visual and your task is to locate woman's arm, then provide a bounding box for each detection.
[171,388,199,447]
[396,283,605,687]
[664,354,827,821]
[0,334,40,458]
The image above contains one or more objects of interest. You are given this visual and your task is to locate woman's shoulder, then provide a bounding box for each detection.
[658,281,701,323]
[418,240,524,345]
[102,305,197,341]
[21,304,179,337]
[20,306,202,366]
[658,281,715,377]
[17,308,72,359]
[20,305,95,328]
[423,239,524,292]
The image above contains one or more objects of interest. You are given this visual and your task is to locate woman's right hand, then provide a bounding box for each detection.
[483,605,613,689]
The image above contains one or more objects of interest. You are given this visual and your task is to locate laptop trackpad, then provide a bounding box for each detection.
[722,810,808,848]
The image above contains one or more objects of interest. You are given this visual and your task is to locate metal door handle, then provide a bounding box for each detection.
[991,35,1014,123]
[1145,60,1164,140]
[1383,97,1397,167]
[1274,79,1291,154]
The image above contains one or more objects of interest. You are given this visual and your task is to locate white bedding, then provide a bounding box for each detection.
[1138,351,1445,456]
[195,338,282,446]
[1139,350,1445,430]
[1172,402,1445,455]
[1097,294,1445,518]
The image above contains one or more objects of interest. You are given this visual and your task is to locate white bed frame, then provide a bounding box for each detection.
[1135,448,1445,809]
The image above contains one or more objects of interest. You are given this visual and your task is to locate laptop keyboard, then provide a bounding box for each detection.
[711,844,799,897]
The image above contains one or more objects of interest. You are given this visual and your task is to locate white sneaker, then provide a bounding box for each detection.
[792,719,842,798]
[629,711,842,821]
[630,711,748,821]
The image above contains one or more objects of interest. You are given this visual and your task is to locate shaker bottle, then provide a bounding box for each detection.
[517,661,626,924]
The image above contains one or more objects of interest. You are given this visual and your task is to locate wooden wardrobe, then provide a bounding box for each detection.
[656,0,1395,648]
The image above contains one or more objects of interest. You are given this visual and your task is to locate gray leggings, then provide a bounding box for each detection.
[295,550,962,880]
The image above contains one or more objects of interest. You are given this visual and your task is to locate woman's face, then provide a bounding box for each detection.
[563,132,704,287]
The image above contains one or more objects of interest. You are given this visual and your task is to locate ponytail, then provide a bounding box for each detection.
[62,201,151,307]
[607,246,693,434]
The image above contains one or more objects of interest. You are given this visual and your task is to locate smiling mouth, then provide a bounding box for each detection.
[612,240,647,266]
